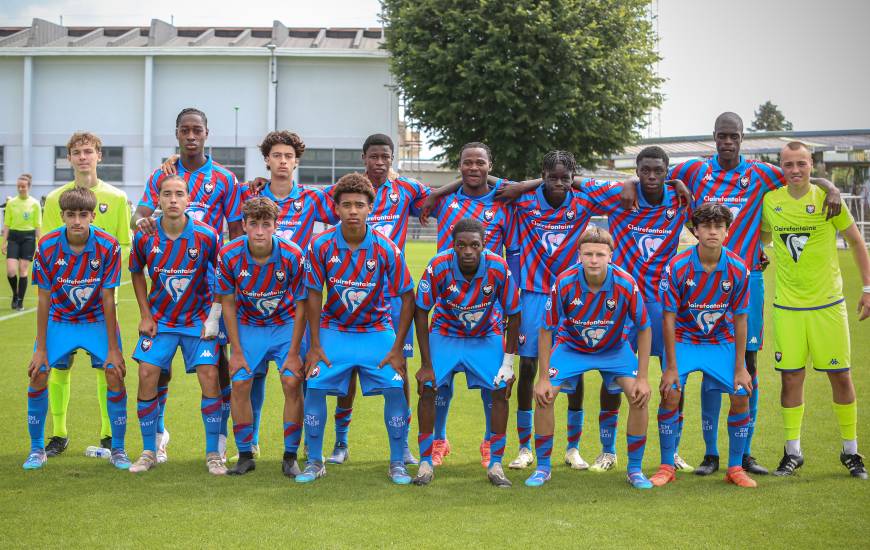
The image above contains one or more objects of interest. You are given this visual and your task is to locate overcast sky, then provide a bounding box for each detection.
[4,0,869,144]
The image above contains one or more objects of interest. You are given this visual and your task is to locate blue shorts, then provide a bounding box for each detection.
[390,295,414,358]
[132,330,219,374]
[519,291,548,357]
[429,333,506,391]
[669,341,748,396]
[306,327,404,397]
[233,322,305,382]
[747,271,764,352]
[548,342,638,395]
[42,320,123,371]
[628,299,664,360]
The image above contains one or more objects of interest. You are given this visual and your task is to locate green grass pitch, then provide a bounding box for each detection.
[1,242,867,548]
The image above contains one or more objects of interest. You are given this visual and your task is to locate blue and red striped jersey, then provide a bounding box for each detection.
[241,181,337,251]
[431,180,517,256]
[416,249,520,337]
[595,182,689,301]
[140,155,242,235]
[510,181,613,293]
[669,155,784,271]
[327,175,430,252]
[129,216,220,329]
[215,235,307,326]
[305,224,414,333]
[662,245,750,344]
[545,263,648,354]
[32,226,121,323]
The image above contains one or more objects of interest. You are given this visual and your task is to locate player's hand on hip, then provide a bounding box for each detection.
[228,350,249,377]
[415,364,435,394]
[135,216,159,235]
[161,154,180,175]
[660,367,681,400]
[282,353,304,379]
[734,367,753,396]
[379,348,406,379]
[28,350,49,379]
[857,292,870,321]
[139,317,157,338]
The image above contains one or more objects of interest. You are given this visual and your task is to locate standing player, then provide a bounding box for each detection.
[621,112,841,476]
[298,173,415,484]
[216,197,308,477]
[4,173,41,310]
[413,218,521,487]
[526,227,652,489]
[761,142,869,479]
[23,187,129,470]
[133,108,243,464]
[41,132,131,457]
[127,175,225,475]
[651,203,756,488]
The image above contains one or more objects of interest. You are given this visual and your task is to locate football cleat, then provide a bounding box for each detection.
[228,444,261,465]
[156,429,170,464]
[206,452,227,475]
[389,461,412,485]
[227,456,256,476]
[403,445,419,466]
[109,449,132,470]
[296,461,326,483]
[413,461,435,486]
[627,471,653,489]
[326,442,349,465]
[480,439,491,469]
[431,439,450,467]
[45,436,69,457]
[282,454,302,478]
[508,447,535,470]
[565,448,589,470]
[487,463,512,488]
[673,454,694,472]
[724,466,757,488]
[773,449,804,477]
[129,451,156,473]
[742,454,769,475]
[589,452,617,473]
[649,464,677,486]
[23,450,47,470]
[524,469,551,487]
[695,454,720,476]
[840,452,868,480]
[217,434,227,463]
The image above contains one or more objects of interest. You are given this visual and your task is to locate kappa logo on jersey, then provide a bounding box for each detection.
[637,234,664,262]
[64,285,94,310]
[162,275,191,303]
[459,310,485,330]
[448,284,459,293]
[151,245,162,254]
[703,173,713,183]
[275,270,286,282]
[721,280,732,292]
[829,358,840,366]
[571,297,583,306]
[666,208,676,220]
[340,287,369,312]
[366,259,377,272]
[606,298,617,311]
[541,231,566,256]
[782,233,810,263]
[89,258,101,270]
[328,255,340,264]
[566,210,576,221]
[419,279,430,293]
[254,297,281,317]
[749,336,758,344]
[187,248,199,260]
[547,366,558,378]
[806,205,815,214]
[686,278,696,287]
[204,182,215,194]
[141,338,153,352]
[99,203,108,214]
[483,284,494,296]
[55,257,67,266]
[239,269,251,278]
[448,201,460,209]
[695,309,724,334]
[293,200,303,212]
[389,192,400,204]
[739,175,750,189]
[374,224,394,238]
[581,326,607,347]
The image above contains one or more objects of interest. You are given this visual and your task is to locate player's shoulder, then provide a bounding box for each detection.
[45,183,72,202]
[483,249,509,270]
[92,227,120,250]
[372,229,402,254]
[427,249,453,273]
[38,227,64,247]
[394,175,425,189]
[610,263,638,287]
[277,236,304,258]
[192,219,220,240]
[555,264,582,287]
[96,180,128,199]
[210,161,237,183]
[311,226,338,249]
[669,248,694,270]
[722,247,749,273]
[220,236,246,256]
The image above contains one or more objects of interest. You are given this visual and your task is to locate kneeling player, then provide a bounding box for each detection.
[298,173,415,484]
[651,203,756,488]
[24,187,129,470]
[216,197,308,477]
[527,228,652,489]
[413,218,520,487]
[127,176,225,475]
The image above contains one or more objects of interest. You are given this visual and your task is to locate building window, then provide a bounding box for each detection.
[210,147,245,181]
[55,146,124,183]
[299,148,364,186]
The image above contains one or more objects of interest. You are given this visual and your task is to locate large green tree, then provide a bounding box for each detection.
[750,100,793,131]
[382,0,662,177]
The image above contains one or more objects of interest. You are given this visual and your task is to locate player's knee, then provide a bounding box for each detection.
[104,367,123,389]
[600,387,621,409]
[31,370,49,388]
[664,390,681,410]
[232,377,252,395]
[729,395,750,413]
[491,387,509,403]
[419,385,436,406]
[158,370,172,385]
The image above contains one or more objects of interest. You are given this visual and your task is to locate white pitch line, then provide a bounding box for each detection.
[0,280,132,323]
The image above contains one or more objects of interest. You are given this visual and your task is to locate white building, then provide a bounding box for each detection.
[0,18,398,201]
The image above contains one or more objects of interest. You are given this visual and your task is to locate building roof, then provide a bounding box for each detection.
[0,18,386,56]
[612,129,870,160]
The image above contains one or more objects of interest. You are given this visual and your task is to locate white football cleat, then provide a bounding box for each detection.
[508,447,535,469]
[589,452,618,473]
[565,448,589,470]
[156,430,169,464]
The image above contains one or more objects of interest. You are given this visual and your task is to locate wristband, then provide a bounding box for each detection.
[863,286,870,294]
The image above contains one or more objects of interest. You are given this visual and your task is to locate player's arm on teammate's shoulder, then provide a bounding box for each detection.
[807,177,842,219]
[841,223,870,320]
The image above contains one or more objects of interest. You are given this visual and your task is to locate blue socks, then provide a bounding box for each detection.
[516,409,533,450]
[283,421,302,454]
[433,384,452,440]
[727,410,750,468]
[137,397,159,453]
[700,386,721,456]
[200,396,222,454]
[156,385,168,433]
[657,406,678,466]
[304,389,328,462]
[334,406,352,446]
[233,422,253,453]
[250,374,266,446]
[418,432,434,465]
[626,434,646,474]
[745,374,759,455]
[489,433,506,467]
[219,385,231,439]
[534,434,554,471]
[566,409,584,451]
[481,389,492,441]
[599,409,618,454]
[106,387,127,449]
[27,386,48,451]
[383,387,408,463]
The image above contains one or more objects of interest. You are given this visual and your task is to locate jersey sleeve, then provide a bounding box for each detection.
[385,243,414,296]
[543,283,561,330]
[139,170,162,210]
[312,188,338,225]
[756,162,786,191]
[223,176,243,224]
[215,249,236,295]
[103,241,122,289]
[304,242,326,291]
[409,180,432,217]
[585,179,622,216]
[32,241,50,290]
[629,282,650,330]
[831,200,856,232]
[113,192,132,248]
[502,204,520,255]
[761,195,772,233]
[500,260,521,315]
[415,261,438,311]
[2,203,9,227]
[33,200,43,232]
[731,267,750,315]
[129,232,147,273]
[662,262,681,313]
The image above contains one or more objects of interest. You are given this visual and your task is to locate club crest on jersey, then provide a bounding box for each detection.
[64,285,94,309]
[163,275,191,303]
[204,182,215,194]
[365,259,376,272]
[459,310,485,330]
[484,210,494,222]
[665,208,676,220]
[566,210,576,221]
[806,204,815,214]
[89,258,101,270]
[99,203,108,214]
[419,280,430,293]
[293,200,303,212]
[775,351,782,362]
[606,298,617,311]
[389,192,399,204]
[483,284,494,296]
[721,280,732,292]
[695,309,723,334]
[519,334,526,345]
[275,270,286,282]
[187,248,199,260]
[659,279,669,292]
[547,367,558,379]
[340,287,368,312]
[141,338,153,352]
[545,298,552,311]
[739,175,750,189]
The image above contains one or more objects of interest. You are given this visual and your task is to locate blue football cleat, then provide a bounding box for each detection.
[627,470,653,489]
[524,469,551,487]
[23,450,47,470]
[110,449,132,470]
[389,461,412,485]
[296,461,326,483]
